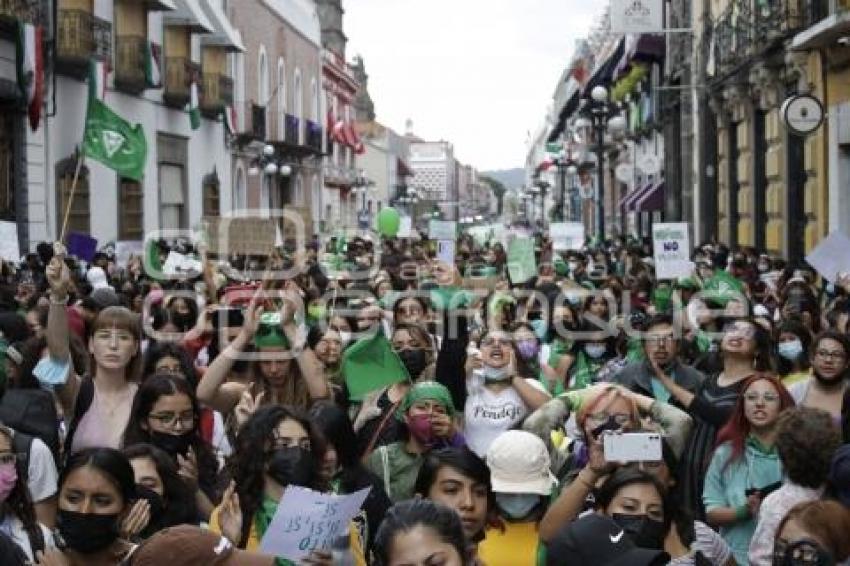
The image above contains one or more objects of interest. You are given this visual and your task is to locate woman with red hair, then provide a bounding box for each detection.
[702,374,794,565]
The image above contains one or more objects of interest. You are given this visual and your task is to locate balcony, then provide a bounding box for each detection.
[57,9,112,78]
[323,163,357,188]
[163,57,200,108]
[0,0,45,26]
[306,120,323,154]
[233,101,266,142]
[114,35,147,95]
[200,73,234,116]
[792,0,850,50]
[284,114,300,145]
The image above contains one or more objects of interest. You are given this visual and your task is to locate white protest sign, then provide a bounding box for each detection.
[550,222,585,251]
[398,216,412,238]
[805,231,850,283]
[610,0,664,33]
[115,241,143,267]
[429,220,456,241]
[652,223,691,280]
[260,486,371,561]
[0,222,20,263]
[162,251,203,277]
[437,239,456,265]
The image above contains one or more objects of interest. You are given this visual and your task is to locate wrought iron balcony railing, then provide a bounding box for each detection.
[114,35,147,94]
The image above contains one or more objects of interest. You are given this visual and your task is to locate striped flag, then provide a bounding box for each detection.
[189,81,201,130]
[16,22,44,130]
[144,41,162,88]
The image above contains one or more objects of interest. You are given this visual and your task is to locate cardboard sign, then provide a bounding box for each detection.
[550,222,585,251]
[259,486,371,561]
[806,231,850,284]
[398,216,412,238]
[507,237,537,283]
[428,220,456,241]
[66,232,98,262]
[115,241,143,266]
[204,217,278,255]
[652,223,691,280]
[436,239,455,265]
[162,251,203,277]
[0,222,20,263]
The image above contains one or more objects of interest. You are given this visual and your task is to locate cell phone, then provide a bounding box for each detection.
[603,433,662,463]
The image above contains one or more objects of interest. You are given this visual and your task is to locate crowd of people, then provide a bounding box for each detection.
[0,231,847,565]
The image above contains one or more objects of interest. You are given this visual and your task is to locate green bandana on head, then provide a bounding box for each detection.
[253,312,289,349]
[396,381,455,420]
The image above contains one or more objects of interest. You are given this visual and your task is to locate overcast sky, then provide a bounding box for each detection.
[344,0,604,172]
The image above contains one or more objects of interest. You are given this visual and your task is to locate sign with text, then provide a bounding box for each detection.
[652,223,691,280]
[259,486,371,561]
[0,222,20,263]
[550,222,585,251]
[204,217,277,255]
[507,237,537,284]
[398,216,412,238]
[162,251,203,277]
[805,231,850,284]
[428,220,457,241]
[610,0,664,33]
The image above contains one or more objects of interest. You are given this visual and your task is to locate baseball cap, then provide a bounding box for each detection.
[829,444,850,507]
[486,430,557,496]
[128,525,274,566]
[545,514,670,566]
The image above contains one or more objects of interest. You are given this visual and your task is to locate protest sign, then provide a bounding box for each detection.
[550,222,585,251]
[204,216,278,255]
[115,241,143,266]
[805,231,850,283]
[162,251,203,277]
[0,222,20,263]
[66,232,98,262]
[398,216,412,238]
[507,237,537,283]
[652,223,691,280]
[260,486,371,561]
[429,220,456,241]
[436,239,456,265]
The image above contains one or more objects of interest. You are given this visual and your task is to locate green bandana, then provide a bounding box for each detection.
[571,351,605,390]
[254,313,290,349]
[255,496,293,566]
[396,381,455,420]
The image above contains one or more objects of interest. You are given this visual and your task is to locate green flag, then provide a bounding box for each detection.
[189,81,201,130]
[342,329,409,401]
[82,97,147,181]
[507,237,537,283]
[703,270,744,306]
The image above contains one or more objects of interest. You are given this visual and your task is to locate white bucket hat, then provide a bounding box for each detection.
[486,430,557,496]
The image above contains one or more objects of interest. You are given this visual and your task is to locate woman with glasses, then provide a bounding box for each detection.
[787,331,850,442]
[0,424,52,562]
[208,405,366,565]
[123,374,220,521]
[773,500,850,566]
[703,374,793,565]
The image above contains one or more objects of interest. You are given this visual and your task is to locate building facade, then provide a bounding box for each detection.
[407,137,458,221]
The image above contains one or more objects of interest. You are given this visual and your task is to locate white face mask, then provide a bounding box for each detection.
[481,365,512,383]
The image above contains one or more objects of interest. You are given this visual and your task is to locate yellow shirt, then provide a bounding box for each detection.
[782,370,811,387]
[478,521,541,566]
[209,503,367,565]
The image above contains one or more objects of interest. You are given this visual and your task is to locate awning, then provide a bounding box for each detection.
[145,0,176,10]
[792,11,850,50]
[199,0,244,51]
[547,89,580,142]
[621,182,654,214]
[615,34,665,78]
[583,37,626,95]
[164,0,214,33]
[634,181,665,212]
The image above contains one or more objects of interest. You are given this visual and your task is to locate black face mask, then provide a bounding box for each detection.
[612,513,667,549]
[134,485,165,537]
[398,349,428,378]
[591,416,625,440]
[266,446,315,488]
[149,430,194,457]
[57,510,120,554]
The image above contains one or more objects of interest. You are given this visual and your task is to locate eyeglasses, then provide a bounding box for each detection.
[645,334,674,345]
[586,412,632,426]
[744,392,780,404]
[815,349,846,361]
[773,539,829,565]
[148,412,196,428]
[0,452,16,466]
[723,323,756,338]
[481,337,512,348]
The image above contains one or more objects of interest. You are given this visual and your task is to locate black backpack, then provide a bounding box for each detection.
[0,388,60,461]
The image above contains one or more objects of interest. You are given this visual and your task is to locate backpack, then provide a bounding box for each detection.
[0,388,60,461]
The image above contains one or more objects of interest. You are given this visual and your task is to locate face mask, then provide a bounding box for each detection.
[530,319,548,341]
[612,513,667,549]
[406,413,436,447]
[134,485,165,536]
[777,339,803,361]
[0,462,16,502]
[584,344,607,359]
[481,365,511,383]
[775,539,835,566]
[398,349,428,379]
[266,446,315,488]
[496,493,540,520]
[57,510,121,554]
[149,430,194,457]
[516,340,539,361]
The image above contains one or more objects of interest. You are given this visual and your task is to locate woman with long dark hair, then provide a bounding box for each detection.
[373,499,472,566]
[773,320,811,386]
[122,374,220,520]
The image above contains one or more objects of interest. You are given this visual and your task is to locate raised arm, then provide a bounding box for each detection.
[280,290,329,401]
[45,249,80,414]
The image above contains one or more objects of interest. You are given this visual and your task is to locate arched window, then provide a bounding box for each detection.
[277,58,286,140]
[294,175,304,207]
[311,175,321,221]
[234,166,246,213]
[202,170,220,217]
[310,77,318,122]
[258,46,269,132]
[293,68,302,143]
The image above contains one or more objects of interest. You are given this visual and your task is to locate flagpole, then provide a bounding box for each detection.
[59,151,84,242]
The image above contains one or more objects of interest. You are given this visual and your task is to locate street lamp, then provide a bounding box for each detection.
[576,86,625,242]
[248,144,293,179]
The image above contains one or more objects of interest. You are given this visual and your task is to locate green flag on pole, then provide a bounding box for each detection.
[82,97,147,181]
[189,81,201,130]
[342,329,409,401]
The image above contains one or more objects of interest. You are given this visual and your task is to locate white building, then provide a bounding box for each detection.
[407,135,457,221]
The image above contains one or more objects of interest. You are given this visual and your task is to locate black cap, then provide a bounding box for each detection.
[545,514,669,566]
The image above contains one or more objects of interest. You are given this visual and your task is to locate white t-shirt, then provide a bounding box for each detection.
[463,372,549,458]
[23,436,58,503]
[0,516,54,562]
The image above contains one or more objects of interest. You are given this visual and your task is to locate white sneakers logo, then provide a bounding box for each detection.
[609,529,625,543]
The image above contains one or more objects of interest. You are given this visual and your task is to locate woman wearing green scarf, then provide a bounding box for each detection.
[210,405,367,565]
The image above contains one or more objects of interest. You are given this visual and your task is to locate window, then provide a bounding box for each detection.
[159,164,185,231]
[234,166,246,213]
[293,68,302,143]
[260,175,270,216]
[294,175,304,207]
[0,115,15,221]
[56,157,90,235]
[311,176,321,220]
[310,77,318,122]
[277,58,286,140]
[258,46,269,132]
[203,171,220,217]
[118,178,144,240]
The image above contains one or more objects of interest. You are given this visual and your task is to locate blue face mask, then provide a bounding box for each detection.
[530,319,548,341]
[496,493,540,520]
[584,344,607,359]
[777,339,803,361]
